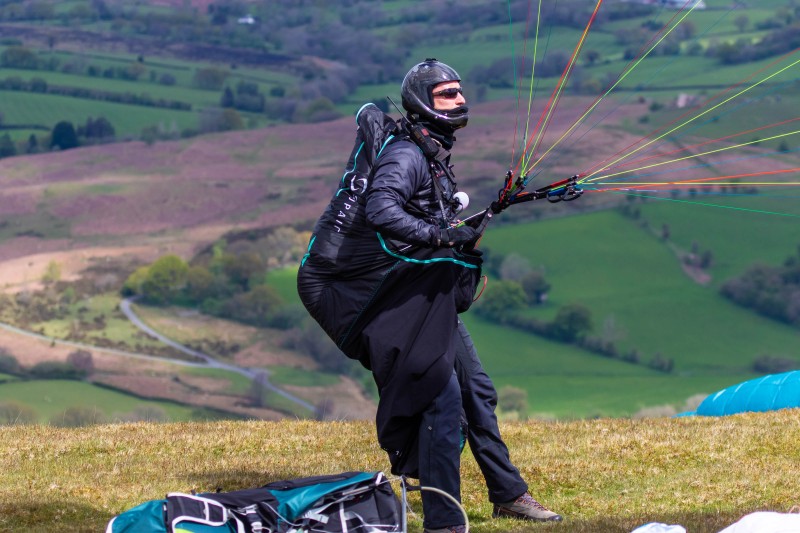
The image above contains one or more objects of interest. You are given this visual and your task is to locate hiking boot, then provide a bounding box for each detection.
[423,526,467,533]
[493,492,563,522]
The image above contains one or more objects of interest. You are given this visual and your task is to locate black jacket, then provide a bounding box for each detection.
[366,139,454,248]
[298,111,479,476]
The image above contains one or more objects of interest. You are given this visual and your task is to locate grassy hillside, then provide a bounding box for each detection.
[244,186,800,419]
[2,412,799,532]
[482,209,800,370]
[267,199,799,418]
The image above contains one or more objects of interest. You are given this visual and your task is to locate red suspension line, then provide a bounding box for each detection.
[607,117,800,172]
[513,0,604,178]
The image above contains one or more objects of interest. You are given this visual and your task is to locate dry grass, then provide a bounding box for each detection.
[1,411,799,532]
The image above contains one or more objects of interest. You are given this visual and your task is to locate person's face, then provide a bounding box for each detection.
[431,80,466,111]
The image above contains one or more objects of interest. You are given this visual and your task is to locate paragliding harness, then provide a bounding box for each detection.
[106,471,401,533]
[105,471,470,533]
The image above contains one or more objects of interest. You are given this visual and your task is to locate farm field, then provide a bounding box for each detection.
[0,379,197,423]
[482,209,800,367]
[0,0,791,147]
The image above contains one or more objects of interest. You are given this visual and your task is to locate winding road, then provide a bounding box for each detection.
[0,299,316,414]
[119,297,316,412]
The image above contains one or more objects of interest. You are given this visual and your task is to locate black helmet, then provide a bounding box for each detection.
[401,58,469,134]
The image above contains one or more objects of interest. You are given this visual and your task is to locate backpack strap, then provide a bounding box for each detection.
[397,118,461,227]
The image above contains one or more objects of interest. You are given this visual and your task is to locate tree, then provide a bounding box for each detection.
[734,14,749,32]
[50,121,79,150]
[262,227,310,267]
[0,46,39,69]
[192,67,229,90]
[123,61,146,80]
[199,107,243,133]
[220,108,244,131]
[520,271,551,304]
[753,354,797,374]
[0,401,38,425]
[26,134,39,154]
[236,80,260,96]
[158,72,176,86]
[41,260,61,284]
[498,386,528,413]
[82,116,115,140]
[67,349,94,374]
[0,134,16,158]
[549,303,592,342]
[222,285,283,326]
[220,86,235,107]
[0,350,21,375]
[222,252,265,290]
[294,97,340,123]
[475,280,527,321]
[185,265,216,302]
[499,253,532,282]
[29,77,47,92]
[121,265,149,297]
[29,360,88,380]
[141,254,189,305]
[700,250,714,269]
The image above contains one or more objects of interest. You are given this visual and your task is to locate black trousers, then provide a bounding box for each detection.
[419,319,528,528]
[455,318,528,504]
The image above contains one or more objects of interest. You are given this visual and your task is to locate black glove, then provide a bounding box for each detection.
[438,225,480,248]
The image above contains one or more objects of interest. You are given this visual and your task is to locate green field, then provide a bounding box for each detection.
[266,267,301,304]
[268,365,339,388]
[2,0,793,146]
[482,209,800,367]
[638,193,800,282]
[263,199,799,419]
[0,379,197,423]
[183,366,253,395]
[0,89,196,138]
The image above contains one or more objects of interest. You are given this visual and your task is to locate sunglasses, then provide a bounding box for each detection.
[432,87,464,99]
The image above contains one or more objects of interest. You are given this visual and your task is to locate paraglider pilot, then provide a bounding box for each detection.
[298,58,562,532]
